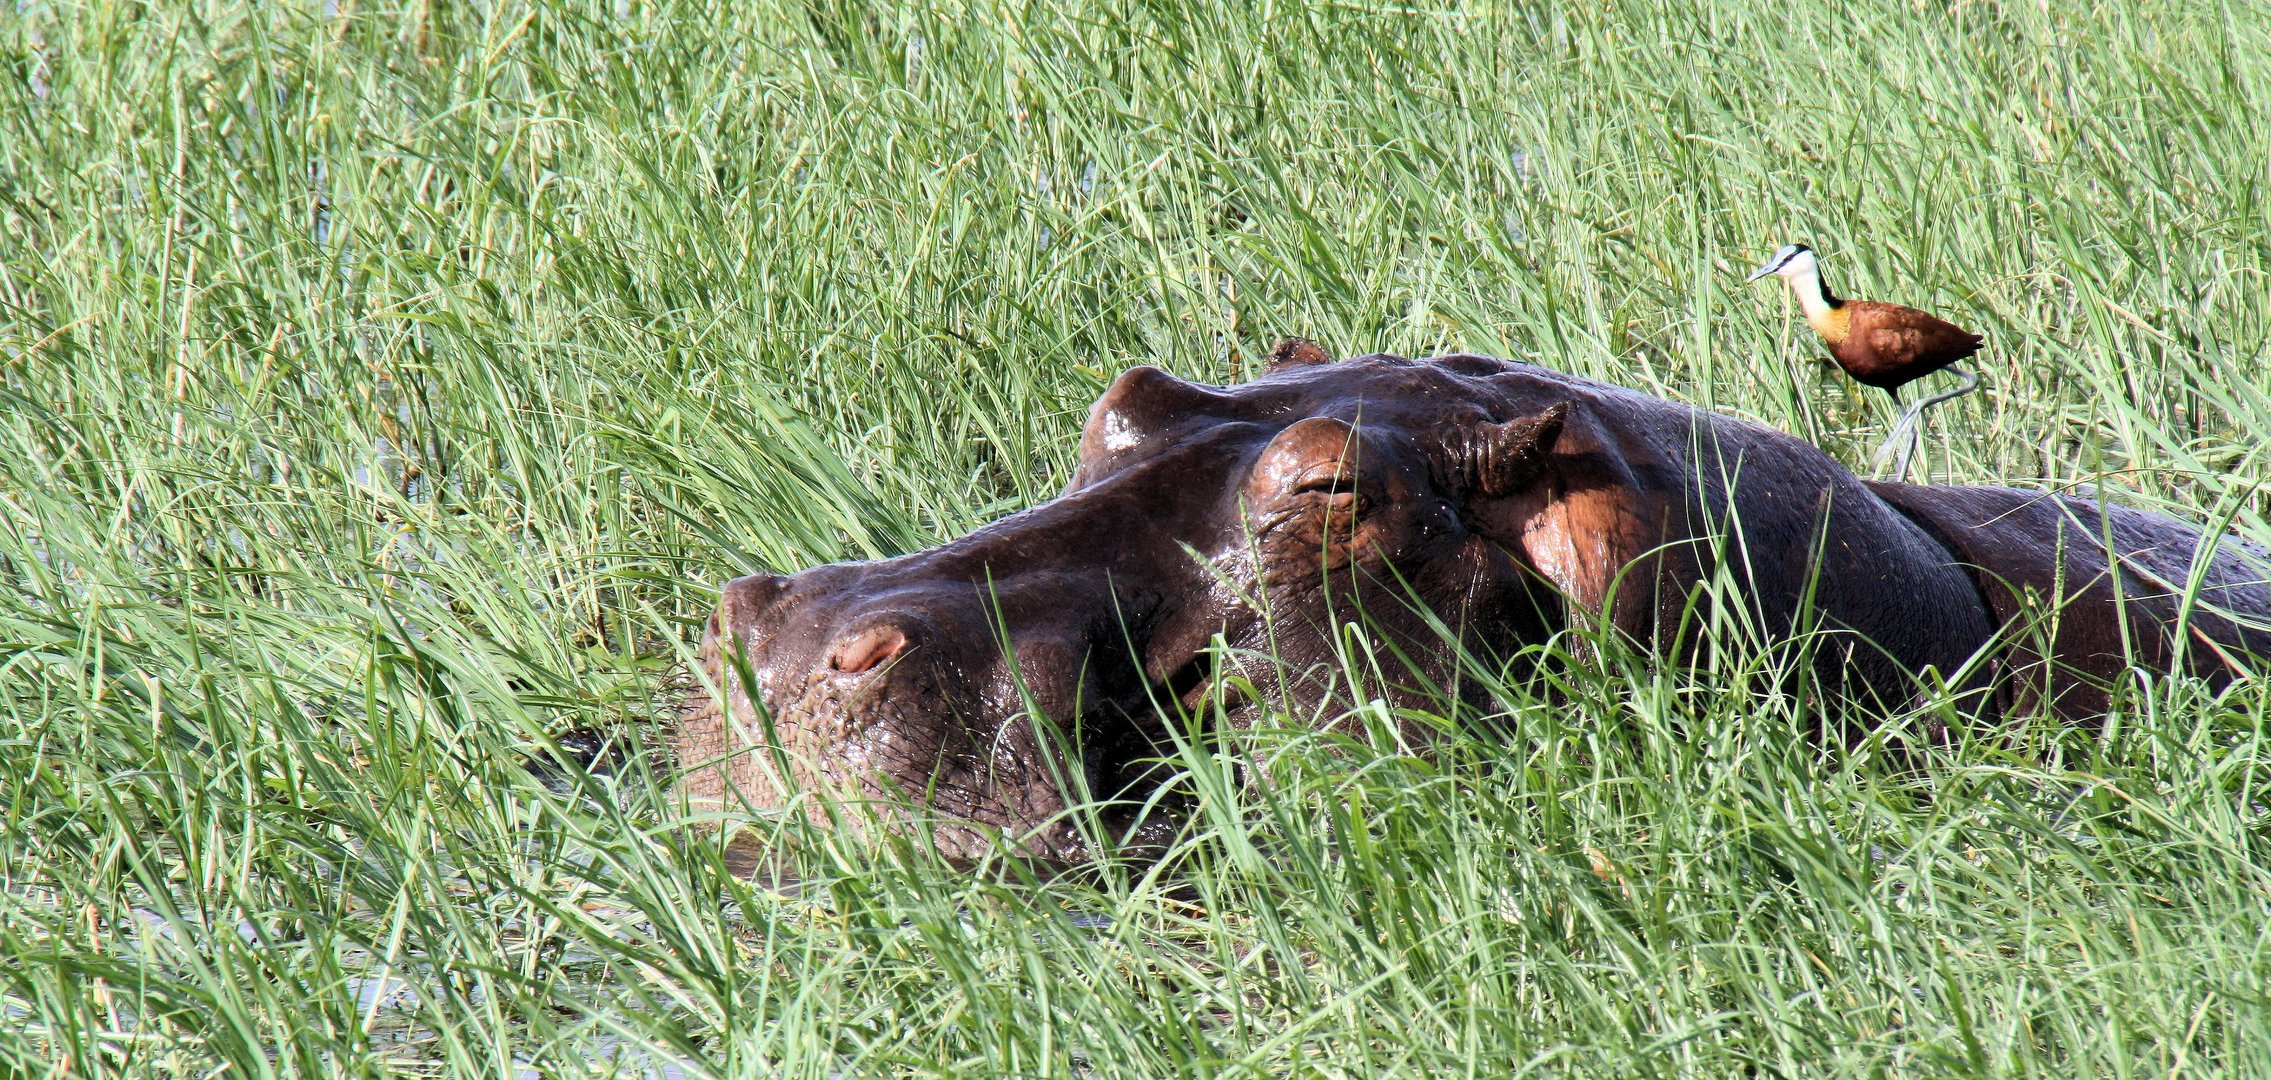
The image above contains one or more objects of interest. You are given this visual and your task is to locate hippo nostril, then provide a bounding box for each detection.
[829,624,910,675]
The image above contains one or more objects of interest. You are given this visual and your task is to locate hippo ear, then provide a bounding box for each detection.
[1467,401,1570,498]
[1266,337,1335,372]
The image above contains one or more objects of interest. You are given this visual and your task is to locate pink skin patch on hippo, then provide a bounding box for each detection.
[1518,485,1647,622]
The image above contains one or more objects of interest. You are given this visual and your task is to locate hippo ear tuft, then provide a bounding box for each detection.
[1470,401,1570,497]
[1266,337,1336,372]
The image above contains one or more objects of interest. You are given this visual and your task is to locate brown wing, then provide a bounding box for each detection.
[1838,302,1982,388]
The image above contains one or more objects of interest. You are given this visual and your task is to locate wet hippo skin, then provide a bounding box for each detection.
[676,346,2271,861]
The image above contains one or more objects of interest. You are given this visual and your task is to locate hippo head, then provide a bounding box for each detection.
[677,347,1623,864]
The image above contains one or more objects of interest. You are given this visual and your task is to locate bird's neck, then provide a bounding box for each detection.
[1788,266,1842,321]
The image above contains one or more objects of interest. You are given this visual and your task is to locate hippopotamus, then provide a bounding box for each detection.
[674,344,2271,862]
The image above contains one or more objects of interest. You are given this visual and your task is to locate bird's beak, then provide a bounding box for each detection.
[1743,263,1777,284]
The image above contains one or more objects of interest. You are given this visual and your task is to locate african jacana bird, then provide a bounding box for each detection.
[1745,244,1983,479]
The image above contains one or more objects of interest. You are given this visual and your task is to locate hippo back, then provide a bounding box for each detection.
[1868,482,2271,718]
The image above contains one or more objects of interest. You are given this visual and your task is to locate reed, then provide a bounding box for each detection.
[3,0,2267,1073]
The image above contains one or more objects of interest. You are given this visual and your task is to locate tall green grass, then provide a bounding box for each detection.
[3,0,2269,1073]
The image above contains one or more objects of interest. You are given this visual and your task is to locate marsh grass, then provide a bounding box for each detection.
[4,0,2271,1074]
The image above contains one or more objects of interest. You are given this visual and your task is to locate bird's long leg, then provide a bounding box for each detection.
[1892,421,1919,481]
[1898,366,1983,431]
[1872,367,1982,481]
[1870,388,1911,481]
[1871,416,1920,481]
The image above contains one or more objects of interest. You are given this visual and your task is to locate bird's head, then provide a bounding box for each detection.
[1745,243,1819,284]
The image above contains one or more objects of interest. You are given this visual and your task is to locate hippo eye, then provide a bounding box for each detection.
[1290,464,1356,495]
[1290,467,1369,515]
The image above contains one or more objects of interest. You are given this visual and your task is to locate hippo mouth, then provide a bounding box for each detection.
[1069,643,1226,824]
[1157,645,1223,714]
